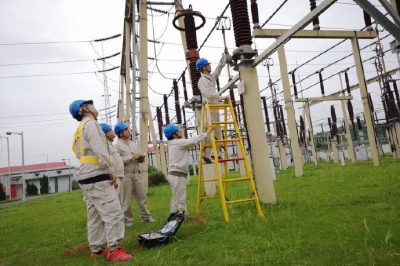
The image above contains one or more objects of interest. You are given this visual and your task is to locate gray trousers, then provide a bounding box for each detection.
[80,180,125,252]
[118,173,152,223]
[166,174,188,214]
[203,109,222,158]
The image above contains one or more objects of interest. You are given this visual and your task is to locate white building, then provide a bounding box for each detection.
[0,161,76,200]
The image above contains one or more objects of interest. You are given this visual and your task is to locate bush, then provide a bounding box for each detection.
[40,175,49,194]
[71,180,80,190]
[0,182,6,201]
[148,165,167,186]
[26,183,38,196]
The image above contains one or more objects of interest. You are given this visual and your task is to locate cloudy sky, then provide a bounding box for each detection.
[0,0,398,168]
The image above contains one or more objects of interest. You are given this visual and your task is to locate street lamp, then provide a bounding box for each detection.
[61,158,71,191]
[6,131,25,201]
[0,135,11,198]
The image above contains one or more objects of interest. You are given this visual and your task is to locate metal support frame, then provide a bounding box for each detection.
[278,45,303,177]
[351,36,381,166]
[253,29,378,39]
[295,95,353,102]
[353,0,400,42]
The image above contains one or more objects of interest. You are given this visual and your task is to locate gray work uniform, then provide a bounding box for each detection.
[108,141,125,195]
[73,117,124,253]
[167,133,208,214]
[115,139,152,224]
[198,59,225,158]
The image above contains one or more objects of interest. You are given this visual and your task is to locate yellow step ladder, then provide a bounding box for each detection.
[196,99,265,222]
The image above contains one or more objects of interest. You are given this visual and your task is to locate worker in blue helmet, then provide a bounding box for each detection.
[70,102,132,260]
[100,123,125,194]
[114,122,155,225]
[164,124,214,216]
[196,55,230,163]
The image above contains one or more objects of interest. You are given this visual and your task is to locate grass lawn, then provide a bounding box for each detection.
[0,158,399,265]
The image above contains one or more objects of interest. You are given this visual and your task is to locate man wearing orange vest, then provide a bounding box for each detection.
[69,99,132,261]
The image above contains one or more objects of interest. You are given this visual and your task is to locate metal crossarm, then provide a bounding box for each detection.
[196,98,265,222]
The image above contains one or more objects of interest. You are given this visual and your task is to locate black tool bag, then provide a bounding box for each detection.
[137,212,185,248]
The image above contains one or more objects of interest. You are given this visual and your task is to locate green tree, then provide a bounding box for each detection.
[26,183,38,196]
[0,182,6,201]
[40,175,49,194]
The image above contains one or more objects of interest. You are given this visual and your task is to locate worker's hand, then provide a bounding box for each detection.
[132,154,141,161]
[110,173,117,187]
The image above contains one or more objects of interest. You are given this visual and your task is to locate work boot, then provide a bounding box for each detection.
[106,247,133,261]
[90,247,109,257]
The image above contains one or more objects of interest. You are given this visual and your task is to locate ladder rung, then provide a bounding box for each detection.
[215,139,240,143]
[210,121,235,125]
[225,198,256,204]
[222,177,250,182]
[200,194,220,200]
[201,178,218,182]
[218,157,245,163]
[208,104,230,108]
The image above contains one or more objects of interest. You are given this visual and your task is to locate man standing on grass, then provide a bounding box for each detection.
[69,99,132,261]
[114,122,156,225]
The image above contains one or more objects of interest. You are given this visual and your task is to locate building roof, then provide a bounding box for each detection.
[0,162,68,174]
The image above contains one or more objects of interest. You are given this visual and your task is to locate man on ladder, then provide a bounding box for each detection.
[196,56,229,163]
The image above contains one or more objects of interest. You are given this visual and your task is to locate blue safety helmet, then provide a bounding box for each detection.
[164,124,181,139]
[99,123,112,134]
[196,58,209,71]
[114,122,129,135]
[69,99,93,121]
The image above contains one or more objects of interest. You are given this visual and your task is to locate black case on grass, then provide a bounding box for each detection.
[137,212,185,248]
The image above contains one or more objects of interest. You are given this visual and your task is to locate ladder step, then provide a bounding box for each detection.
[225,198,257,204]
[222,177,250,182]
[215,139,240,143]
[201,178,218,182]
[208,104,230,108]
[218,157,245,163]
[200,194,220,200]
[210,121,235,125]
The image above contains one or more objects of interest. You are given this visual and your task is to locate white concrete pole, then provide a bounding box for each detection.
[147,103,162,172]
[351,37,380,166]
[139,0,149,188]
[239,65,276,204]
[277,45,303,177]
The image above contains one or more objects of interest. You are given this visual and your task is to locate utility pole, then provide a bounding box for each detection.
[139,0,150,189]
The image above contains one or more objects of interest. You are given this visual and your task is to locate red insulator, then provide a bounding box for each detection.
[184,15,198,49]
[163,94,170,124]
[173,79,182,124]
[230,0,252,47]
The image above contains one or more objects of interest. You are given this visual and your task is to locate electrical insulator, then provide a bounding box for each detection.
[356,116,362,131]
[250,0,260,29]
[181,106,188,137]
[344,71,351,95]
[261,97,271,132]
[331,105,337,124]
[230,88,238,122]
[318,71,325,96]
[156,107,164,140]
[181,71,188,102]
[363,11,372,30]
[173,79,182,124]
[279,105,287,136]
[367,93,374,114]
[291,71,298,99]
[309,0,320,30]
[328,118,333,139]
[163,94,170,124]
[240,94,251,150]
[230,0,252,47]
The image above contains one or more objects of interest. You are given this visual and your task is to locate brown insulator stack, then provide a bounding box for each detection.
[279,105,287,136]
[250,0,260,29]
[261,97,271,132]
[181,106,188,137]
[291,71,298,99]
[347,100,357,140]
[331,105,339,142]
[344,71,351,95]
[173,79,182,124]
[163,94,170,124]
[173,6,205,97]
[299,115,306,146]
[309,0,320,30]
[181,71,189,102]
[363,11,373,31]
[156,107,164,140]
[391,81,400,113]
[318,71,325,96]
[230,0,252,47]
